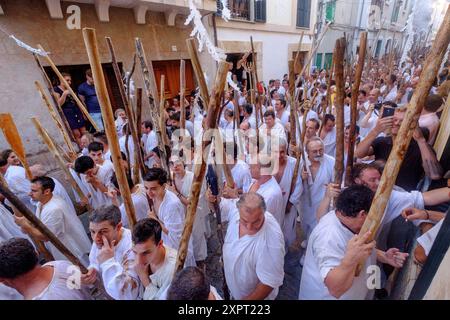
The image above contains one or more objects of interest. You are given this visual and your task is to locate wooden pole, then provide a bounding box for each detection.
[250,37,260,90]
[37,44,100,131]
[35,81,77,156]
[175,61,229,273]
[294,31,305,73]
[186,38,210,110]
[356,6,450,275]
[135,87,143,136]
[180,60,186,131]
[31,117,91,209]
[0,113,33,180]
[82,28,137,228]
[345,32,367,186]
[333,37,346,186]
[33,53,76,144]
[288,60,297,146]
[105,37,146,182]
[135,38,171,178]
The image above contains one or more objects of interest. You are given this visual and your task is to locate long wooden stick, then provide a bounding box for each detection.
[37,44,100,131]
[345,32,367,186]
[31,117,91,210]
[186,38,210,110]
[294,32,305,73]
[250,36,260,89]
[333,38,346,186]
[356,6,450,275]
[135,38,171,178]
[175,61,229,273]
[105,37,146,182]
[0,113,33,180]
[288,60,297,146]
[35,81,77,156]
[83,28,137,227]
[180,60,186,131]
[33,53,76,144]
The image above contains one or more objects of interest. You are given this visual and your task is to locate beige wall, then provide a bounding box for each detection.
[0,0,216,164]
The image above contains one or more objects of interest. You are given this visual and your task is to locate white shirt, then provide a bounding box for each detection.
[276,109,290,127]
[417,219,443,256]
[299,211,376,300]
[243,177,284,227]
[220,200,285,300]
[120,185,150,228]
[322,127,337,157]
[144,131,158,168]
[32,261,92,300]
[143,245,177,300]
[4,165,34,212]
[80,162,114,209]
[36,196,91,265]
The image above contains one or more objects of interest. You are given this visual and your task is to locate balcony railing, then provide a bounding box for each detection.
[229,0,252,21]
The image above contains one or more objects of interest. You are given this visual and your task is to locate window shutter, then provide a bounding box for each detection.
[254,0,266,22]
[297,0,311,28]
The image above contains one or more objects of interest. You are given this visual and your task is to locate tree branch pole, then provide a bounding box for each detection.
[37,44,100,131]
[35,81,77,156]
[333,37,346,187]
[355,6,450,276]
[345,32,367,186]
[135,38,171,179]
[33,53,76,144]
[31,117,91,210]
[326,55,335,115]
[186,38,210,110]
[105,37,146,183]
[82,28,137,228]
[175,61,230,273]
[250,36,260,89]
[294,31,305,73]
[180,59,187,131]
[0,113,33,180]
[288,60,297,146]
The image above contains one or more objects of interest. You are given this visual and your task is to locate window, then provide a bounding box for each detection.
[375,39,382,58]
[315,53,323,69]
[254,0,266,22]
[324,53,333,70]
[229,0,251,21]
[325,0,336,23]
[297,0,311,28]
[391,0,400,23]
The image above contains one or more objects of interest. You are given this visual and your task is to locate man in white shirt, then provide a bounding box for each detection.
[209,192,285,300]
[274,98,290,127]
[143,168,195,266]
[0,238,91,300]
[93,131,111,162]
[0,159,34,212]
[74,156,114,209]
[299,185,409,300]
[14,176,91,265]
[319,114,337,157]
[141,120,158,169]
[259,110,287,154]
[80,205,133,288]
[382,74,398,102]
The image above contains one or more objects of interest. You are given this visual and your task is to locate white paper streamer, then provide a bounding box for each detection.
[185,0,226,62]
[9,35,49,56]
[227,71,241,93]
[220,0,231,21]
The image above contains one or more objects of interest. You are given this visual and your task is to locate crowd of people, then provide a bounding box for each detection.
[0,50,449,301]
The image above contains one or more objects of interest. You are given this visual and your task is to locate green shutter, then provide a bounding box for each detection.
[315,53,323,69]
[324,53,333,70]
[325,1,336,22]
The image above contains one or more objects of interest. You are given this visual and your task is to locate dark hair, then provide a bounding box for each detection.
[142,120,153,130]
[276,98,287,108]
[336,185,374,217]
[351,163,381,183]
[31,176,55,192]
[324,114,335,124]
[93,131,108,145]
[243,104,253,115]
[345,124,360,135]
[167,267,210,300]
[389,74,397,83]
[263,110,275,119]
[86,69,92,77]
[74,156,95,174]
[169,112,181,122]
[0,157,7,167]
[307,118,320,130]
[132,218,162,244]
[320,83,328,90]
[143,167,168,185]
[89,205,122,227]
[0,238,38,279]
[111,172,134,190]
[0,149,13,163]
[358,89,367,96]
[88,141,104,153]
[424,94,443,113]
